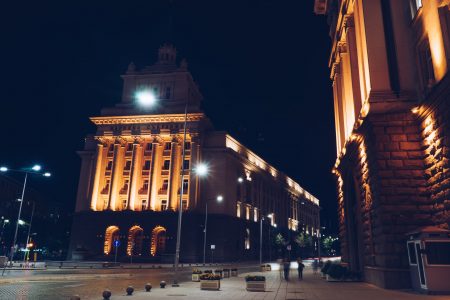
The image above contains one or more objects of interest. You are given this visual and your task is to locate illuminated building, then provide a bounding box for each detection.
[68,44,320,262]
[316,0,450,289]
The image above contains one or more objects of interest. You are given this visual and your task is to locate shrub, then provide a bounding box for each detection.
[200,273,221,280]
[245,275,266,282]
[327,264,347,279]
[321,261,332,274]
[192,269,202,274]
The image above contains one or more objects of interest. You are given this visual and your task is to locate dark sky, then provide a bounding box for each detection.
[1,1,337,232]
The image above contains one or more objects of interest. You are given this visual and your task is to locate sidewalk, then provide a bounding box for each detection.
[111,269,450,300]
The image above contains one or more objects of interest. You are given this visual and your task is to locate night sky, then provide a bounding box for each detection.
[1,1,337,232]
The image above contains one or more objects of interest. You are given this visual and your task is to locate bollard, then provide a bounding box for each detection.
[69,295,81,300]
[145,283,152,292]
[102,290,112,300]
[160,280,166,288]
[126,286,134,296]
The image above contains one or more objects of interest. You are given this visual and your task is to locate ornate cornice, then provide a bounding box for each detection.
[90,113,205,125]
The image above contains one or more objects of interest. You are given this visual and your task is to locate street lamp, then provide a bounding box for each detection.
[0,165,51,276]
[136,90,157,107]
[203,195,223,265]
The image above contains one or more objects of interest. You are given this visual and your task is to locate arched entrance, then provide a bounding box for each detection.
[151,226,167,256]
[127,225,144,256]
[104,226,120,255]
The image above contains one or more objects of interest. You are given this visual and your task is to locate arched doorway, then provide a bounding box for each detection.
[127,225,144,256]
[151,226,167,256]
[104,226,120,255]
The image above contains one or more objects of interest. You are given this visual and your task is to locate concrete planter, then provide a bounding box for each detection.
[192,274,201,282]
[231,269,238,277]
[200,280,220,290]
[246,281,266,292]
[223,269,230,278]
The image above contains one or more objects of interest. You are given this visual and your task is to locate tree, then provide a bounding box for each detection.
[274,233,286,246]
[295,232,312,257]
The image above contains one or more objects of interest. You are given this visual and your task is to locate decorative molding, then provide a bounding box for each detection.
[90,113,205,125]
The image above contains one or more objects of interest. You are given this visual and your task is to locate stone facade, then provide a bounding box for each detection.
[68,44,320,262]
[316,0,450,289]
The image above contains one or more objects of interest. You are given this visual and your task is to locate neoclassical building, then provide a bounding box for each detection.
[68,44,320,262]
[316,0,450,289]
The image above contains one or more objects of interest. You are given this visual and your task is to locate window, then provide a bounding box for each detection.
[146,143,153,151]
[184,142,191,150]
[143,160,151,170]
[123,180,129,190]
[254,208,258,222]
[165,87,171,99]
[163,160,170,170]
[124,160,131,171]
[183,159,190,170]
[162,179,169,190]
[126,143,133,152]
[407,242,417,265]
[425,241,450,265]
[104,180,110,191]
[143,180,149,190]
[122,199,127,210]
[164,143,172,150]
[418,39,435,90]
[106,160,113,171]
[109,144,114,152]
[161,200,168,211]
[182,179,189,194]
[141,200,147,211]
[236,202,241,218]
[245,206,250,220]
[182,200,187,210]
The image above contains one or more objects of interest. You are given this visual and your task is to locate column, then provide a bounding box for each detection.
[128,141,142,210]
[189,140,199,209]
[75,151,95,212]
[168,141,181,210]
[149,141,162,210]
[108,142,124,211]
[89,143,104,211]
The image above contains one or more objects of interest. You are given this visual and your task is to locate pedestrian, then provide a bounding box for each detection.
[297,258,305,280]
[283,258,290,281]
[276,257,283,279]
[312,259,319,275]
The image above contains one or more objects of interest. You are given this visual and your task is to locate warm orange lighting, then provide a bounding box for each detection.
[411,106,420,114]
[150,225,166,256]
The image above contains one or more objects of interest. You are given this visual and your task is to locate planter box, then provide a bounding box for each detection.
[265,265,271,271]
[192,274,201,282]
[231,270,238,277]
[200,280,220,290]
[215,271,223,278]
[246,281,266,292]
[223,270,230,278]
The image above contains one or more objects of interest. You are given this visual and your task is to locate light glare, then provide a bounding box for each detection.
[194,163,209,177]
[136,90,156,106]
[43,172,51,177]
[216,195,224,202]
[32,165,42,171]
[0,167,7,172]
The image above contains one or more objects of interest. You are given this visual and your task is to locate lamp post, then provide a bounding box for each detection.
[0,165,51,276]
[259,216,264,266]
[23,201,35,263]
[203,195,223,265]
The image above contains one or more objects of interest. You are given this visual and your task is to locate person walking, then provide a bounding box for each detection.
[312,259,319,275]
[297,258,305,280]
[283,258,290,281]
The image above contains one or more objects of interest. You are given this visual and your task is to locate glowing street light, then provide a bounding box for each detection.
[0,167,7,172]
[18,220,26,226]
[194,163,209,177]
[31,165,41,172]
[216,195,223,202]
[136,90,157,106]
[237,177,244,183]
[43,172,51,177]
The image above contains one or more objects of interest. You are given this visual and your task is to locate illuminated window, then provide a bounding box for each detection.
[245,206,250,220]
[161,200,168,211]
[245,228,250,250]
[163,160,170,170]
[141,200,147,211]
[164,143,172,150]
[254,208,258,222]
[162,180,169,190]
[182,179,189,194]
[124,160,131,171]
[143,160,151,170]
[143,180,149,190]
[237,202,241,218]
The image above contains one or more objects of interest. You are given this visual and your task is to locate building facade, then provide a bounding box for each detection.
[316,0,450,289]
[69,44,320,262]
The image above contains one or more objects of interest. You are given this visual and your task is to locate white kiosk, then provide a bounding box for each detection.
[406,226,450,294]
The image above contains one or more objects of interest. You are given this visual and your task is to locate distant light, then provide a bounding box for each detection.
[411,106,420,114]
[237,177,244,183]
[43,172,51,177]
[32,165,42,171]
[194,163,209,177]
[18,220,26,225]
[4,219,9,223]
[274,224,277,228]
[17,198,22,202]
[27,243,34,248]
[136,90,156,106]
[216,195,224,202]
[267,213,273,218]
[0,167,7,172]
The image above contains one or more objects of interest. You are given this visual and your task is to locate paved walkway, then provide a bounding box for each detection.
[108,269,450,300]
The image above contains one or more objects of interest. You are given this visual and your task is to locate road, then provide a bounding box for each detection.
[0,264,258,299]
